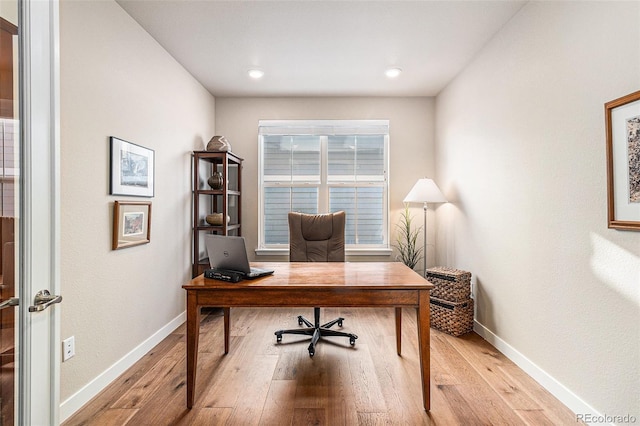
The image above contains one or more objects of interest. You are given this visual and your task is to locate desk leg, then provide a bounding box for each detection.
[186,292,200,409]
[395,307,402,355]
[223,307,230,354]
[417,290,431,411]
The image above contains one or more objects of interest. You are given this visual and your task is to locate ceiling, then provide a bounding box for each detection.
[117,0,527,97]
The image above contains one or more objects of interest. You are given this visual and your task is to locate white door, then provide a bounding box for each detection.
[0,0,60,425]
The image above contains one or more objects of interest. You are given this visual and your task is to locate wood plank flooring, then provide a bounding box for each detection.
[63,307,579,425]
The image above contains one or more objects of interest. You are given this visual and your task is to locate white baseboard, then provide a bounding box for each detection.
[473,320,609,426]
[59,311,186,423]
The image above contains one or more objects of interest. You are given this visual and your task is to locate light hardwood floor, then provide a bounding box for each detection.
[63,307,579,425]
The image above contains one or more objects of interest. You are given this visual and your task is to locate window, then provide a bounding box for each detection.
[258,120,389,253]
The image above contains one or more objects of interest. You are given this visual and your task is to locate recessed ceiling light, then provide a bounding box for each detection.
[385,67,402,78]
[248,69,264,79]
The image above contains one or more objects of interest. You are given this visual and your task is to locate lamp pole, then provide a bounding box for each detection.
[423,202,428,278]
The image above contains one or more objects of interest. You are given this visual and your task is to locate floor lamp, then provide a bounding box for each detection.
[403,178,447,277]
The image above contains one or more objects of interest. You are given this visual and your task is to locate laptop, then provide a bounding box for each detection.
[205,234,274,279]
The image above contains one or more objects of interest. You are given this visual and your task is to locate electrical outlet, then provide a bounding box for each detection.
[63,336,75,362]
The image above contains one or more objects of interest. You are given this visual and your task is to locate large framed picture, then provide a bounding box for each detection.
[605,90,640,231]
[112,201,152,250]
[110,137,155,197]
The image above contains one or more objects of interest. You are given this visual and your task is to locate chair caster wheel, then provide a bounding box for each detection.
[337,319,343,327]
[309,348,315,357]
[350,337,356,346]
[298,317,304,326]
[275,333,282,343]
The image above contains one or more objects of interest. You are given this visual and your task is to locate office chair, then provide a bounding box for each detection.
[274,211,358,357]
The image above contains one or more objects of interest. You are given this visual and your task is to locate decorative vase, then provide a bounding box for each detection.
[205,213,224,226]
[207,171,224,190]
[205,213,231,226]
[206,135,231,152]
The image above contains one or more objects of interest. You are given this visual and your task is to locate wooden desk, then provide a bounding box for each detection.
[182,261,434,411]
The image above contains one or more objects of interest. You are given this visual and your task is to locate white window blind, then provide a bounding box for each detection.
[258,120,389,251]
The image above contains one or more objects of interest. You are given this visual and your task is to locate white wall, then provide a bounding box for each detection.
[59,0,215,412]
[436,1,639,421]
[214,97,437,265]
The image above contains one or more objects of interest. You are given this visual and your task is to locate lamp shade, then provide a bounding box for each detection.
[403,178,447,204]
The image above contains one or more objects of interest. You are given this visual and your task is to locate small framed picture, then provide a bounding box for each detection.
[110,137,155,197]
[112,201,152,250]
[605,90,640,231]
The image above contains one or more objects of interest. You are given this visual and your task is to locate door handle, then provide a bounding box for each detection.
[0,297,19,310]
[28,290,62,312]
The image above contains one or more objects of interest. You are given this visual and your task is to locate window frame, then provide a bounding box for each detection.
[257,120,391,256]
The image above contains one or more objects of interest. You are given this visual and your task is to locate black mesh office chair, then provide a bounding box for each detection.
[274,211,358,356]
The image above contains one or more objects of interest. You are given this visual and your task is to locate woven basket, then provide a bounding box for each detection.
[426,267,471,303]
[430,296,474,337]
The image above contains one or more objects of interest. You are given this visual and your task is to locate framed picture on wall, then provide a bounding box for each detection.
[110,137,155,197]
[605,90,640,231]
[112,201,152,250]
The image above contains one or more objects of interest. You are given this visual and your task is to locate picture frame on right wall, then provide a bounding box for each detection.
[605,90,640,231]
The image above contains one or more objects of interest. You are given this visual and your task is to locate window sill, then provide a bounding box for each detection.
[255,248,393,257]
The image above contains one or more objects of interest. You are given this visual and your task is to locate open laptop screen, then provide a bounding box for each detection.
[205,234,273,278]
